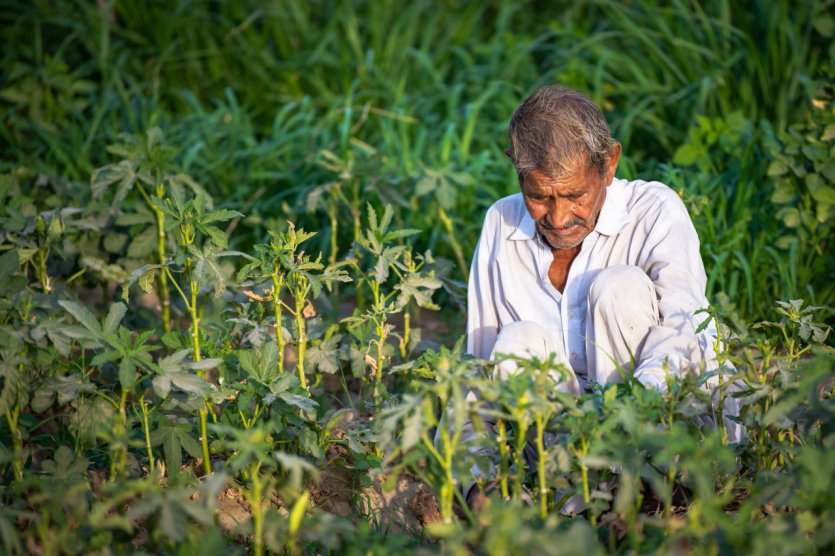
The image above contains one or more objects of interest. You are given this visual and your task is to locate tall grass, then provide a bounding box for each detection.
[1,0,831,322]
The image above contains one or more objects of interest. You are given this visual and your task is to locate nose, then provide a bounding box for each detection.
[546,198,574,229]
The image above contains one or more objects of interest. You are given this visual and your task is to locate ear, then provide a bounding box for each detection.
[604,141,622,184]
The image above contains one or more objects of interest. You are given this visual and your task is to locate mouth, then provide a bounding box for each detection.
[540,220,583,236]
[548,225,578,236]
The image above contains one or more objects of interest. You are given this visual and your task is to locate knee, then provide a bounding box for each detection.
[589,265,655,316]
[491,320,550,359]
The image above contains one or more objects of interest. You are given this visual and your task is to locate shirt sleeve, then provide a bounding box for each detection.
[631,190,717,387]
[466,207,500,360]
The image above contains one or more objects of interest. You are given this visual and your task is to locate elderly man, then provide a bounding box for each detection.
[463,85,742,508]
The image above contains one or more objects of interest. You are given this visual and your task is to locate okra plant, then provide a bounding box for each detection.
[378,342,490,523]
[342,204,440,403]
[238,223,351,389]
[92,128,212,333]
[120,191,243,476]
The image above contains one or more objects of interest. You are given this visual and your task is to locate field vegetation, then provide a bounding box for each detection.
[1,0,834,554]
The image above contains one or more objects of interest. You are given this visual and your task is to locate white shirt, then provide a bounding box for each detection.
[467,176,720,388]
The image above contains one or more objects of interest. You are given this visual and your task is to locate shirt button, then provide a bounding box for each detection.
[568,311,575,320]
[571,352,578,359]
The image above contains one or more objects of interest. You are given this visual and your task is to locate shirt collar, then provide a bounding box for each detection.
[507,177,630,241]
[594,177,630,236]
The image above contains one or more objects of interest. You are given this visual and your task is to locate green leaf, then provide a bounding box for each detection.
[103,232,128,254]
[189,244,229,297]
[373,256,389,284]
[119,359,137,391]
[382,228,421,242]
[42,320,74,357]
[122,263,164,302]
[31,375,95,413]
[203,208,243,225]
[767,159,789,177]
[436,178,456,210]
[153,368,209,399]
[770,180,796,204]
[814,13,834,36]
[158,498,188,542]
[202,225,228,249]
[811,185,835,204]
[401,404,422,452]
[277,392,318,413]
[188,358,223,371]
[777,207,800,228]
[0,510,23,555]
[299,427,324,459]
[41,446,89,481]
[672,143,702,167]
[0,250,19,283]
[103,303,127,337]
[395,273,442,310]
[91,160,137,204]
[168,173,213,209]
[80,255,131,284]
[0,359,24,414]
[58,300,103,338]
[414,175,437,196]
[126,226,156,258]
[275,453,319,490]
[306,334,342,375]
[151,418,201,473]
[90,350,121,367]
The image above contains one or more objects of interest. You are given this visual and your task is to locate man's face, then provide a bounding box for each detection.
[520,147,620,251]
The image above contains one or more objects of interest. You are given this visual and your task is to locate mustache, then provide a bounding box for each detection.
[539,217,585,230]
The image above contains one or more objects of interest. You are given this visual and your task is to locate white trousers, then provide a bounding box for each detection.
[463,265,744,513]
[491,265,659,391]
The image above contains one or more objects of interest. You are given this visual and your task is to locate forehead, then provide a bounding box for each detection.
[523,164,599,193]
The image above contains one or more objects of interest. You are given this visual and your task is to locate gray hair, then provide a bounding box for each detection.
[508,85,613,180]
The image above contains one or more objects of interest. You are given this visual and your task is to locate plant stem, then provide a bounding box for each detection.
[5,408,23,480]
[113,389,129,479]
[36,247,51,292]
[252,465,265,556]
[535,413,547,518]
[422,430,455,522]
[196,407,210,476]
[139,394,155,474]
[439,207,468,282]
[294,308,307,390]
[711,311,728,445]
[137,180,171,332]
[153,205,171,333]
[184,259,212,476]
[580,435,596,527]
[513,418,528,500]
[400,310,411,360]
[498,419,510,500]
[272,269,286,372]
[375,323,386,401]
[186,260,201,363]
[665,465,676,521]
[371,281,386,403]
[328,203,339,268]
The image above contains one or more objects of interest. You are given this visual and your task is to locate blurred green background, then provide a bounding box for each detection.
[2,0,834,324]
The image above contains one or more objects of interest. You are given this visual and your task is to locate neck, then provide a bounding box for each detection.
[550,244,581,261]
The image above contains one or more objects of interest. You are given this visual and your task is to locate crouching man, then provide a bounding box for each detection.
[462,85,743,510]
